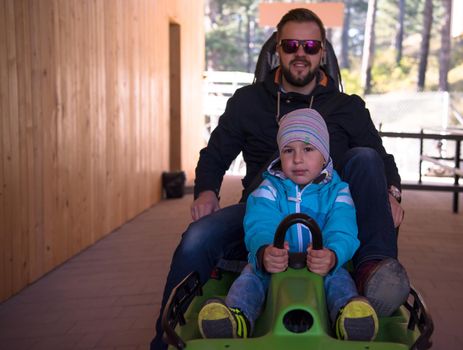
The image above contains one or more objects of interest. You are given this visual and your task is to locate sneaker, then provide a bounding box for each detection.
[357,258,410,317]
[198,298,249,339]
[335,297,379,341]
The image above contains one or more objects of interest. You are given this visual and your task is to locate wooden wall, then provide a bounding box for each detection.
[0,0,205,302]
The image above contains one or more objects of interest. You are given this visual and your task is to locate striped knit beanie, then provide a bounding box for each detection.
[277,108,330,163]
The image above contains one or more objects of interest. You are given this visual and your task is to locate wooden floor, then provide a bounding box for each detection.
[0,176,462,349]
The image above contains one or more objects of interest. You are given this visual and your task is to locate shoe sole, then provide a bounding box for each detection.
[364,258,410,317]
[198,299,238,339]
[336,298,379,341]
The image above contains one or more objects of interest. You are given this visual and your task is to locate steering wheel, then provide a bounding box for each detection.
[273,213,323,269]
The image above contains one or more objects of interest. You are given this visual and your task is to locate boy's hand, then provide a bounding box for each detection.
[263,242,289,273]
[306,247,336,276]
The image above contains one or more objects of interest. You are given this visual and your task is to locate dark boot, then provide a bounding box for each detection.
[355,258,410,317]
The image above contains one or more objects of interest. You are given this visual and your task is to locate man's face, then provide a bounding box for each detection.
[277,21,324,91]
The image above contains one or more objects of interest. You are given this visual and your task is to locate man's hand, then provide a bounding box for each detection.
[191,190,220,221]
[388,193,404,228]
[263,243,289,273]
[306,247,336,276]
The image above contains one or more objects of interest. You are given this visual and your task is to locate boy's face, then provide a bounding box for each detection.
[280,140,325,186]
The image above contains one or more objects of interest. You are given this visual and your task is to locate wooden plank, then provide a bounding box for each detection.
[78,0,91,250]
[117,0,126,225]
[18,0,35,290]
[0,0,12,302]
[111,0,120,226]
[130,0,141,218]
[178,0,206,183]
[87,0,98,244]
[103,0,120,233]
[44,0,62,267]
[92,0,109,241]
[13,0,33,292]
[153,0,168,200]
[27,0,45,283]
[70,0,86,253]
[137,0,145,209]
[121,0,131,220]
[5,0,22,297]
[38,0,59,271]
[169,22,181,172]
[141,0,154,208]
[53,0,67,264]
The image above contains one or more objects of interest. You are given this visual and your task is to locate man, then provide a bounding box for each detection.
[151,8,408,350]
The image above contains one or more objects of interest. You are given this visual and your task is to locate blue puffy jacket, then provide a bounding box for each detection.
[244,158,359,275]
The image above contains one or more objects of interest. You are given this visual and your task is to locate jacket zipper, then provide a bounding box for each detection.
[295,185,303,252]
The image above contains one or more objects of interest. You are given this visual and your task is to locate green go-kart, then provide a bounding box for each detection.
[162,213,433,350]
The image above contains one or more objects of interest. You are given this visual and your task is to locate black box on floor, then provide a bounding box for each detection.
[162,171,186,199]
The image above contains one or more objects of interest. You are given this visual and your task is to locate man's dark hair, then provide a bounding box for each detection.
[276,8,326,42]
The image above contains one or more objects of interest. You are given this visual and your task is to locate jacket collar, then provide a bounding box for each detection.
[266,156,333,188]
[264,66,332,99]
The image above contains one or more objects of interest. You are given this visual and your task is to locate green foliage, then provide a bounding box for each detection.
[376,0,445,48]
[340,49,418,95]
[344,0,462,93]
[206,26,244,71]
[205,0,269,72]
[340,68,363,96]
[370,49,418,93]
[452,39,463,66]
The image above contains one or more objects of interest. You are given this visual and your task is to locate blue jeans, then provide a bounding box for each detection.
[226,264,358,329]
[150,147,397,350]
[339,147,397,268]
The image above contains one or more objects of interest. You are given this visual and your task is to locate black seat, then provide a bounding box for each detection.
[253,31,343,91]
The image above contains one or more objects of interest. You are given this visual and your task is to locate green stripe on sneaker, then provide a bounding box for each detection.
[198,299,250,339]
[230,307,249,338]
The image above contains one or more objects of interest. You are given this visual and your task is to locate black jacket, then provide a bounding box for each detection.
[194,68,401,200]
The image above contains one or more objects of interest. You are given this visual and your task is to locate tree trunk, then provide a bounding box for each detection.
[417,0,433,91]
[204,0,220,70]
[205,0,221,27]
[439,0,452,91]
[340,0,351,69]
[245,8,252,73]
[361,0,378,95]
[395,0,405,65]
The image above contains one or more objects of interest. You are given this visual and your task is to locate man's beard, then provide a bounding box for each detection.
[281,59,318,87]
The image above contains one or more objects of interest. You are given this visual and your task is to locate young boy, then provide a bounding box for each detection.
[197,108,379,341]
